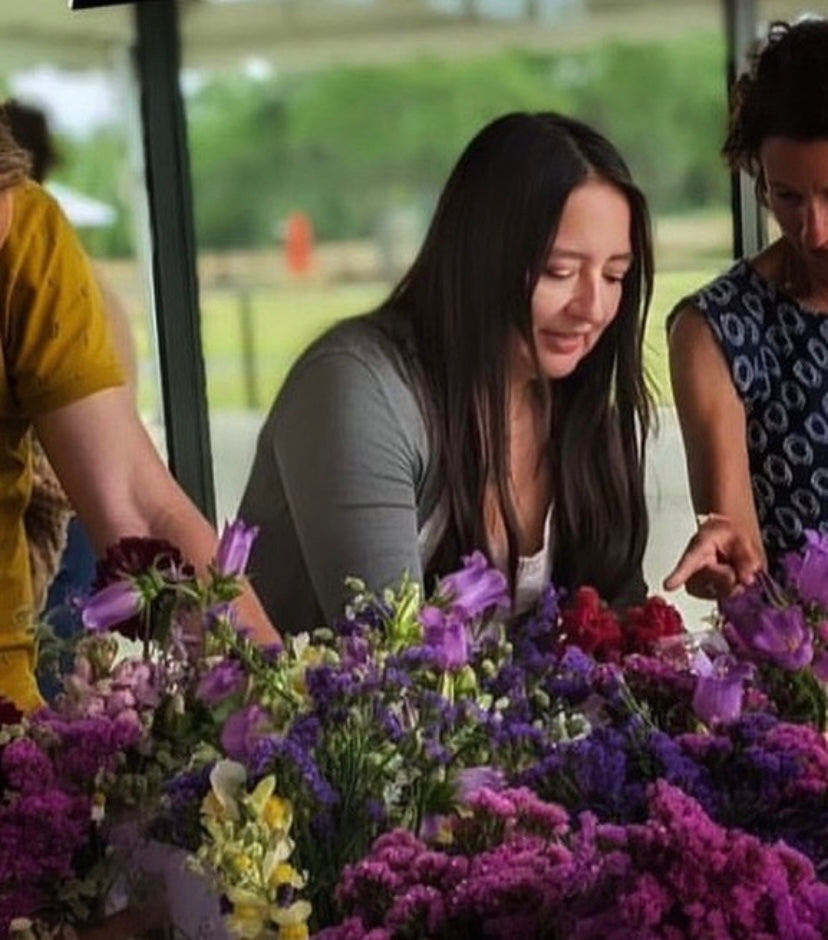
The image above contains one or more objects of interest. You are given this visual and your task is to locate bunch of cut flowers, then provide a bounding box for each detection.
[154,551,603,935]
[0,521,261,940]
[153,538,828,937]
[10,519,828,940]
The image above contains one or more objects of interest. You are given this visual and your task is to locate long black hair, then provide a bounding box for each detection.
[377,111,654,606]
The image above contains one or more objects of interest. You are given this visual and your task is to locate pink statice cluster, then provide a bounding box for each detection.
[314,781,828,940]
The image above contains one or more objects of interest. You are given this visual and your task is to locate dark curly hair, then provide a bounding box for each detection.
[0,99,60,184]
[722,17,828,197]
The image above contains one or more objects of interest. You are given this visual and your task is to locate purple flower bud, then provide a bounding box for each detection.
[81,581,142,631]
[420,607,469,670]
[215,519,259,577]
[197,660,247,705]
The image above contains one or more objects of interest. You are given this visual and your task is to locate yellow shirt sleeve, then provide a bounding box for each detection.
[0,180,125,416]
[0,181,126,711]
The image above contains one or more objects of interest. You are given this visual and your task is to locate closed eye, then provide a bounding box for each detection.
[544,267,575,280]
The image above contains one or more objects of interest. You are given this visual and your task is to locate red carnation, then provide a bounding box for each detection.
[560,586,624,661]
[623,596,684,655]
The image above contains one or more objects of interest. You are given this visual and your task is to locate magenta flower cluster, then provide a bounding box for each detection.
[0,710,141,934]
[315,782,828,940]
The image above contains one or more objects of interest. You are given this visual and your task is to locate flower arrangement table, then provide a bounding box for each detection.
[2,524,828,939]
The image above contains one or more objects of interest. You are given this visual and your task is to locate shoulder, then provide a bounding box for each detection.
[284,313,419,412]
[1,180,94,291]
[6,180,69,247]
[666,260,749,332]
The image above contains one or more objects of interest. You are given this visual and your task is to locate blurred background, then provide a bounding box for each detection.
[0,0,810,621]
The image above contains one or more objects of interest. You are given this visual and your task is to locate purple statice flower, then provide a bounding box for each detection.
[0,788,91,886]
[614,780,828,938]
[220,704,272,762]
[196,658,247,705]
[81,580,142,631]
[545,645,597,703]
[156,763,214,848]
[249,731,336,813]
[384,884,445,936]
[40,714,142,785]
[1,738,54,793]
[214,519,259,577]
[435,551,510,620]
[783,529,828,608]
[691,651,754,726]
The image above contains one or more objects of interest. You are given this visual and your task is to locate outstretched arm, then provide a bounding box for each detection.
[662,305,766,599]
[35,385,280,644]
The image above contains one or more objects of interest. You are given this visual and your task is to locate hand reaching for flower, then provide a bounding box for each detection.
[662,512,766,600]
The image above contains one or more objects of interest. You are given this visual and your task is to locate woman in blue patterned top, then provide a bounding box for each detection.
[664,17,828,600]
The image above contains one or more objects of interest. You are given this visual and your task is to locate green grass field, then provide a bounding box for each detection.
[164,268,709,414]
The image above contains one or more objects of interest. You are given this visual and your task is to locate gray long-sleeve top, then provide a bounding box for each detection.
[239,314,438,631]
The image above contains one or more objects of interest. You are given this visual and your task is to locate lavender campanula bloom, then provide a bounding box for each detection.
[215,519,260,577]
[723,589,813,671]
[81,581,142,631]
[784,529,828,608]
[420,607,469,670]
[437,551,509,620]
[750,605,814,671]
[691,652,753,726]
[220,704,272,762]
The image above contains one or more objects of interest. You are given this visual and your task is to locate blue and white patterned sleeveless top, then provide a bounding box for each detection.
[687,258,828,562]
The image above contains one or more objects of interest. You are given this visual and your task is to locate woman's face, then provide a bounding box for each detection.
[762,136,828,282]
[518,178,632,382]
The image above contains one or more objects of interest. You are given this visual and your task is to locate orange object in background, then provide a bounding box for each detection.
[285,210,314,276]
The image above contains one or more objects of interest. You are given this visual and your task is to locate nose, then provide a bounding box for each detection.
[801,199,828,251]
[569,271,609,324]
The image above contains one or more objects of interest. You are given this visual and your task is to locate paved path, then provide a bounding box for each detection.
[210,406,716,629]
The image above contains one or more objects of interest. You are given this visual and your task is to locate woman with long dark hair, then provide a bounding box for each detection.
[241,111,656,630]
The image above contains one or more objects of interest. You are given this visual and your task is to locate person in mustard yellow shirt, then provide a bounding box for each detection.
[0,120,278,711]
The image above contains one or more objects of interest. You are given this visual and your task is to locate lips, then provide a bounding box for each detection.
[538,330,589,354]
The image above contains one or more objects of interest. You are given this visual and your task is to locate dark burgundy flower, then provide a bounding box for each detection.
[92,536,193,590]
[0,697,23,726]
[87,536,195,641]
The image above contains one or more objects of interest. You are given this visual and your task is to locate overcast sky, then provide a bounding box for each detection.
[10,65,119,138]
